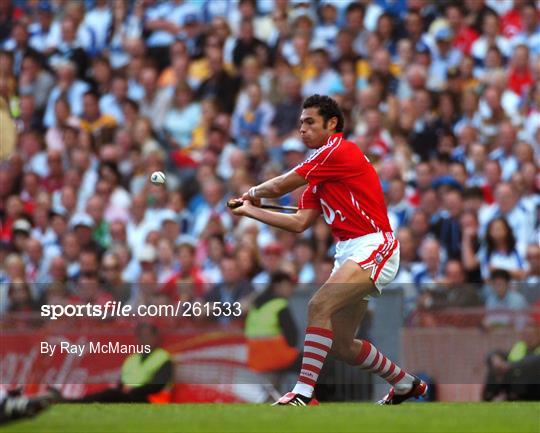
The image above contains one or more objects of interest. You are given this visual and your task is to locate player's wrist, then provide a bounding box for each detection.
[248,186,258,200]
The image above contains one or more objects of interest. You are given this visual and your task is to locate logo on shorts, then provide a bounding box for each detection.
[375,253,383,264]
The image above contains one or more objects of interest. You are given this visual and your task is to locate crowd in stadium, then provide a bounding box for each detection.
[0,0,539,325]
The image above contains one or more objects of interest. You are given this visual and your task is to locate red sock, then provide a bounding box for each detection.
[355,340,414,388]
[292,327,333,398]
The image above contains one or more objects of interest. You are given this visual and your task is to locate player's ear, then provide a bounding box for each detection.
[328,116,338,132]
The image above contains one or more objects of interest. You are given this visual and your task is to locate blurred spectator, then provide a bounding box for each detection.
[412,237,445,289]
[56,323,173,403]
[483,322,540,401]
[196,45,240,113]
[302,48,340,98]
[44,256,67,287]
[3,20,42,75]
[484,269,528,328]
[231,82,274,149]
[164,241,206,302]
[43,59,89,128]
[430,187,463,260]
[71,271,113,306]
[471,12,511,65]
[192,178,232,237]
[271,74,303,138]
[23,237,47,286]
[292,238,315,284]
[524,245,540,284]
[232,17,268,69]
[101,252,130,303]
[48,16,89,78]
[85,195,110,250]
[507,44,534,96]
[7,279,38,313]
[511,2,540,58]
[479,182,535,255]
[479,217,526,281]
[434,259,482,308]
[99,74,128,123]
[445,3,478,55]
[205,254,253,323]
[200,234,225,284]
[79,90,117,138]
[245,271,299,373]
[138,65,172,130]
[252,242,285,289]
[78,248,100,277]
[18,54,54,112]
[163,81,201,150]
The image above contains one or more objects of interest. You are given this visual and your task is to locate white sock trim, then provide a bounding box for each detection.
[306,334,333,348]
[360,343,377,368]
[292,382,314,398]
[303,357,324,370]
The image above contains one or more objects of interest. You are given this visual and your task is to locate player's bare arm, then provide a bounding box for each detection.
[231,200,319,233]
[240,170,307,203]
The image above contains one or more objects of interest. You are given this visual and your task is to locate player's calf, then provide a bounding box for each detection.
[330,340,358,365]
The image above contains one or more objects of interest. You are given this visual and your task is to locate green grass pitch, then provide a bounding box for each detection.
[3,402,539,433]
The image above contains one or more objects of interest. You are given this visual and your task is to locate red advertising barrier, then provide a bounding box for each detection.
[0,321,268,403]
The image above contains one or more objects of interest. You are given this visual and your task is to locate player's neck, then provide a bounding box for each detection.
[326,131,341,142]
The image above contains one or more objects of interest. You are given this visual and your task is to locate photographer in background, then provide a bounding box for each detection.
[245,271,299,374]
[483,322,540,401]
[52,323,173,404]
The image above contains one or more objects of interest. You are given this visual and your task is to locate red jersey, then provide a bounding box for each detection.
[508,67,534,96]
[453,26,478,55]
[295,133,392,240]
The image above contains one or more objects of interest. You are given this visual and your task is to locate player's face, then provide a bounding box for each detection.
[299,108,334,149]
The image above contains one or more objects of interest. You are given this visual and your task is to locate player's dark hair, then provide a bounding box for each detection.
[303,94,344,133]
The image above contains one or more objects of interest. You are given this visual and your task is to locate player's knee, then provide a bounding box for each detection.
[307,296,331,320]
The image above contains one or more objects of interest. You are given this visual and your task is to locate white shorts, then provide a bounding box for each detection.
[331,231,400,295]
